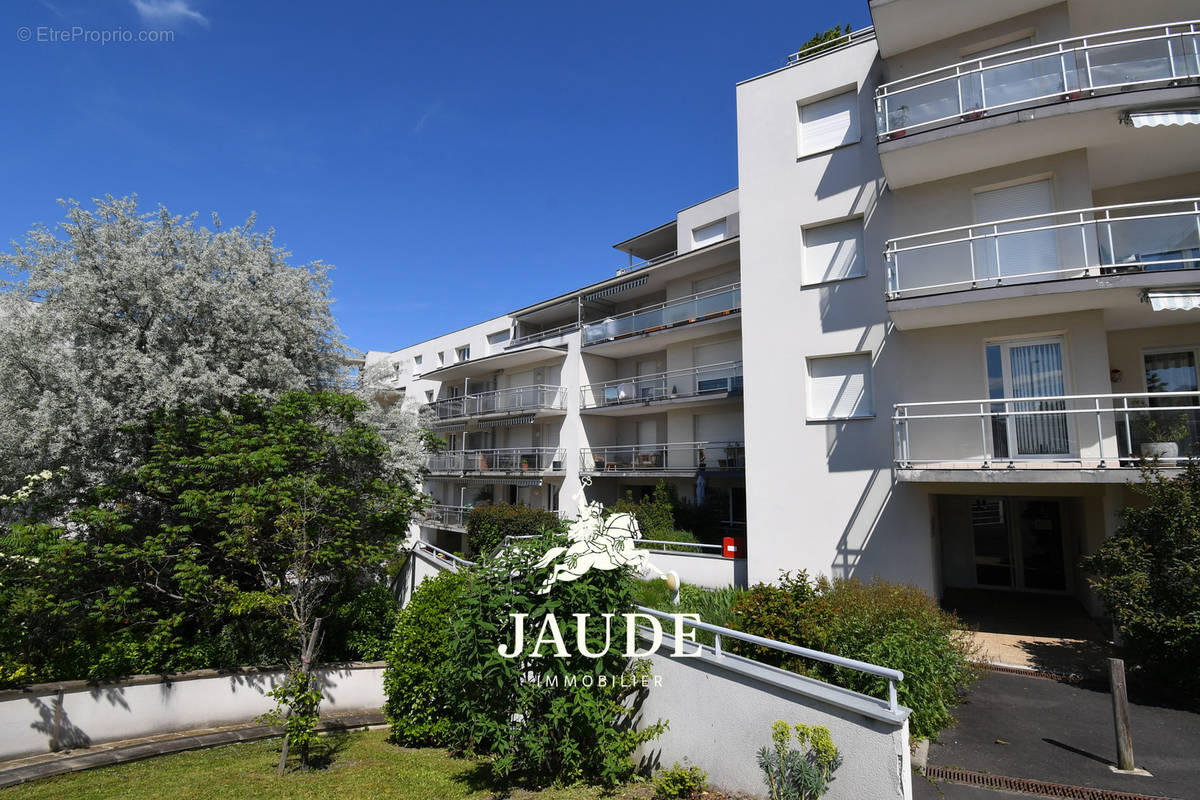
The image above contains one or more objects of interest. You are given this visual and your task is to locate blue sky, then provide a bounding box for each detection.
[1,0,870,353]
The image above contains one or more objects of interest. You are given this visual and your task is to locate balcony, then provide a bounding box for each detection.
[582,284,741,353]
[427,385,567,422]
[876,21,1200,141]
[580,441,745,475]
[580,361,743,412]
[893,391,1200,481]
[420,504,470,531]
[427,447,567,475]
[885,198,1200,303]
[507,321,580,349]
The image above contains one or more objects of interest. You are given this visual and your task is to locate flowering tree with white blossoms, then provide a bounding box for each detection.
[0,195,347,494]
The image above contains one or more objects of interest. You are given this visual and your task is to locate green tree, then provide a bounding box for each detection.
[1082,465,1200,693]
[0,392,422,699]
[796,24,852,58]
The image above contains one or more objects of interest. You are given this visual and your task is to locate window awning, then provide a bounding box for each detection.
[476,415,536,428]
[1125,110,1200,128]
[1145,290,1200,311]
[462,477,544,486]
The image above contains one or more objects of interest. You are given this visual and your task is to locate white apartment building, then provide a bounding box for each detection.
[371,0,1200,623]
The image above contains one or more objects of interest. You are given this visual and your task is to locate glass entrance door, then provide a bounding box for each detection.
[987,337,1071,459]
[969,497,1068,592]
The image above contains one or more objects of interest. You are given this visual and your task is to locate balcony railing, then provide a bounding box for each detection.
[507,321,580,349]
[580,441,745,473]
[427,385,567,421]
[420,504,470,529]
[427,447,567,474]
[875,20,1200,139]
[885,198,1200,298]
[580,361,743,409]
[894,391,1200,468]
[582,283,741,346]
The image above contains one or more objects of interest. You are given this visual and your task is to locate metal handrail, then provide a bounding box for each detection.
[427,384,567,420]
[785,25,876,66]
[410,540,474,569]
[593,282,741,322]
[420,504,471,528]
[580,361,743,408]
[580,441,745,472]
[427,447,568,473]
[875,20,1200,138]
[885,198,1200,297]
[634,605,904,712]
[582,283,741,345]
[636,539,723,552]
[507,321,581,348]
[893,390,1200,468]
[617,250,678,276]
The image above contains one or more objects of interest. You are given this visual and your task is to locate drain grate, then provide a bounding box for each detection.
[923,765,1176,800]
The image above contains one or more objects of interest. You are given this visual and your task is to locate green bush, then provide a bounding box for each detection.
[383,570,467,746]
[652,760,708,799]
[1081,465,1200,694]
[632,578,744,646]
[464,503,564,557]
[612,482,678,539]
[320,581,398,662]
[730,573,980,740]
[447,532,665,786]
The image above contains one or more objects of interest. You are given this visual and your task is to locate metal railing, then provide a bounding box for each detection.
[410,540,474,570]
[582,283,741,346]
[616,250,678,276]
[885,198,1200,298]
[634,606,904,712]
[426,447,567,474]
[580,361,743,408]
[580,441,745,473]
[420,504,471,529]
[427,385,567,420]
[875,20,1200,139]
[785,25,876,66]
[894,391,1200,468]
[507,321,580,348]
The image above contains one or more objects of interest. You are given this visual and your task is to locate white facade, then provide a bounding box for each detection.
[372,0,1200,617]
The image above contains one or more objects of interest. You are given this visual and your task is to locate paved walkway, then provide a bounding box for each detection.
[919,671,1198,800]
[0,711,385,788]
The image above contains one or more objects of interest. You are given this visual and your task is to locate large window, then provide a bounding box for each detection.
[802,217,865,284]
[985,336,1069,458]
[456,345,470,363]
[797,89,859,157]
[692,218,728,249]
[806,353,873,420]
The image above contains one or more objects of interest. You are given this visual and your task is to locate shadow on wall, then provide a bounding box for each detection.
[813,57,886,202]
[28,694,91,752]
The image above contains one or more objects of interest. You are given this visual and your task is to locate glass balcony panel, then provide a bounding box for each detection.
[1102,213,1200,272]
[980,53,1066,109]
[1086,39,1177,88]
[884,80,962,131]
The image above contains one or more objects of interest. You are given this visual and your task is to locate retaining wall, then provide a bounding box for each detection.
[0,662,385,762]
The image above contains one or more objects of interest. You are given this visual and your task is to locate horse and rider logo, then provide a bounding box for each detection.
[533,477,670,594]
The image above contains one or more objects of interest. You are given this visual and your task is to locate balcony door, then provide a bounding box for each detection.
[974,179,1058,284]
[986,336,1071,459]
[970,497,1068,592]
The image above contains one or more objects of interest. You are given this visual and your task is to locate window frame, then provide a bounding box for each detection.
[805,351,875,422]
[800,215,867,286]
[796,86,861,159]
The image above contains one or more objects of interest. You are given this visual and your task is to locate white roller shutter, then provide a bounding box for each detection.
[799,90,860,155]
[803,218,865,284]
[807,353,873,420]
[974,179,1058,282]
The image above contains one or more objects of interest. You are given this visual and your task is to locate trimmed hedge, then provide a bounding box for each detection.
[464,503,564,556]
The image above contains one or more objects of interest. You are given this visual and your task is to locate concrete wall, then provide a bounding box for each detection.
[0,663,385,762]
[639,552,747,589]
[636,633,911,799]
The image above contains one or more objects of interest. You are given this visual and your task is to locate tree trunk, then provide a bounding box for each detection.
[276,617,322,776]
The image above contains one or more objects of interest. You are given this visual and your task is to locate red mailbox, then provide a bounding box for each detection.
[722,536,746,559]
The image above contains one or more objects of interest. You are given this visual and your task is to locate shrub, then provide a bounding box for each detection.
[757,720,841,800]
[383,569,467,746]
[1081,464,1200,694]
[612,482,678,539]
[730,573,980,740]
[321,581,398,662]
[653,760,708,799]
[447,532,665,786]
[464,503,564,556]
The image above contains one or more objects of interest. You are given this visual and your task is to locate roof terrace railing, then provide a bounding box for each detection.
[582,283,741,346]
[885,198,1200,298]
[507,321,580,349]
[420,504,471,529]
[875,20,1200,139]
[580,361,743,409]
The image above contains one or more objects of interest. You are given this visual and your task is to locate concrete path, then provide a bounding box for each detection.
[0,711,384,789]
[920,671,1198,799]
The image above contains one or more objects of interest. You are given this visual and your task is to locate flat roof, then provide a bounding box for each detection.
[416,345,568,382]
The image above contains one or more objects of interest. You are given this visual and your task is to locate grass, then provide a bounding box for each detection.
[4,730,654,800]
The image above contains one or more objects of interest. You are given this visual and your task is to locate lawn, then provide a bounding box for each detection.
[4,730,654,800]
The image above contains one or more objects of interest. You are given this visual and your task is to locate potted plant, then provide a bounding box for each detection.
[1134,410,1190,460]
[888,104,910,138]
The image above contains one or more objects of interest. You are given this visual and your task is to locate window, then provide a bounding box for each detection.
[985,336,1069,457]
[806,353,873,420]
[425,390,434,403]
[414,354,423,366]
[487,330,510,347]
[798,89,859,157]
[437,351,445,366]
[456,345,470,362]
[802,218,865,284]
[692,219,727,249]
